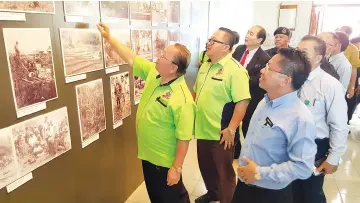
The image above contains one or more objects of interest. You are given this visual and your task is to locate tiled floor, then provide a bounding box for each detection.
[126,123,360,203]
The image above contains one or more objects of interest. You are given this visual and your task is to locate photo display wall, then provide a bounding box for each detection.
[0,0,196,196]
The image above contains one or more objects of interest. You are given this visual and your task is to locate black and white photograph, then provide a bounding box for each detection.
[100,1,129,23]
[130,1,151,24]
[110,72,131,128]
[63,1,99,17]
[60,29,104,77]
[167,1,180,25]
[10,107,71,176]
[131,29,152,60]
[104,29,131,68]
[0,1,55,14]
[76,79,106,144]
[0,130,18,190]
[151,1,167,25]
[3,28,58,112]
[152,29,168,61]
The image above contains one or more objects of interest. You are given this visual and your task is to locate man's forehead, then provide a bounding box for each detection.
[213,30,226,39]
[249,26,260,33]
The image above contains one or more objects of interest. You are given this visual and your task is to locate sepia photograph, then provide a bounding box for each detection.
[10,107,71,176]
[63,1,98,16]
[110,72,131,128]
[134,76,146,105]
[76,79,106,143]
[180,1,191,26]
[104,29,131,68]
[60,29,104,77]
[0,129,18,190]
[130,1,151,22]
[3,28,58,111]
[152,30,168,61]
[167,1,180,24]
[0,1,55,14]
[168,30,180,45]
[131,29,152,60]
[151,1,167,24]
[100,1,129,20]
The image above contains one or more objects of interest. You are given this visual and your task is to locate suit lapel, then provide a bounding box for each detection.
[246,48,261,70]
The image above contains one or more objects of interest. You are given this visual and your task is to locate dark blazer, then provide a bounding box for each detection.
[232,45,271,136]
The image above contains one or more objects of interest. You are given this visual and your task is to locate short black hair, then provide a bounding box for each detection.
[335,31,350,52]
[278,48,312,90]
[219,27,240,50]
[301,35,327,57]
[255,25,266,44]
[173,43,191,75]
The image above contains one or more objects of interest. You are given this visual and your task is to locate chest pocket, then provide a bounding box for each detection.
[312,99,326,115]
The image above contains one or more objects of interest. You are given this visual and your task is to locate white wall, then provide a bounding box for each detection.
[252,1,313,49]
[208,0,254,48]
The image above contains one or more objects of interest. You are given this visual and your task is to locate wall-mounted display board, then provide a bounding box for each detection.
[0,1,209,202]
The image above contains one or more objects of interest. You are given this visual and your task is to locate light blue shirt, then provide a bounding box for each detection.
[298,67,348,165]
[239,91,317,190]
[329,52,352,92]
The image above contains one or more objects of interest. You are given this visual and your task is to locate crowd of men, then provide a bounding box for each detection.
[97,22,360,203]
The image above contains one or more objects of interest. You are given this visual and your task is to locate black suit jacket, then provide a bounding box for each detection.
[232,45,271,135]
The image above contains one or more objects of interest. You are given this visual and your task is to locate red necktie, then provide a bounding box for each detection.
[240,50,249,66]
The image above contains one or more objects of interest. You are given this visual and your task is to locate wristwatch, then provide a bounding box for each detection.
[227,128,236,137]
[172,165,182,173]
[254,166,262,180]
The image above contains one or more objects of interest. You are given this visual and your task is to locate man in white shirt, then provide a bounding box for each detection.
[232,25,270,159]
[293,35,349,203]
[318,32,352,92]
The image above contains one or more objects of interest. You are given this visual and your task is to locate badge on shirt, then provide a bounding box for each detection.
[212,68,224,81]
[156,91,172,107]
[216,68,224,76]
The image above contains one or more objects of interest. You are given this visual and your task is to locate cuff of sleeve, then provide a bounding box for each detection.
[326,154,341,166]
[259,166,271,180]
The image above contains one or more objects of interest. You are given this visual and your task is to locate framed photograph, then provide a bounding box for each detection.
[180,1,191,27]
[104,29,131,68]
[2,28,58,113]
[60,29,104,77]
[167,1,179,26]
[100,1,129,24]
[278,4,297,30]
[9,107,71,177]
[152,29,168,61]
[134,76,146,105]
[76,79,106,145]
[131,29,152,60]
[130,1,151,25]
[110,72,131,129]
[0,1,55,14]
[151,1,167,26]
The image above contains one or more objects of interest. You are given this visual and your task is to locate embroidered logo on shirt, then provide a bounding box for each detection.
[216,68,224,76]
[162,92,172,100]
[304,100,311,106]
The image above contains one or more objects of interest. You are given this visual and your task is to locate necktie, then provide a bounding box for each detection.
[240,50,249,66]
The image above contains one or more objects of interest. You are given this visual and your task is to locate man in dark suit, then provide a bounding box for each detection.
[232,25,270,159]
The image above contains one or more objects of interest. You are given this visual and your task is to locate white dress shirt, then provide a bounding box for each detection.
[298,67,349,165]
[243,47,259,68]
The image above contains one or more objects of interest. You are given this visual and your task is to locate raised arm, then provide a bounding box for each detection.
[97,22,136,67]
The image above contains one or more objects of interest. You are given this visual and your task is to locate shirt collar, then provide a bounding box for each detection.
[329,52,344,61]
[216,53,233,67]
[264,91,298,108]
[156,74,184,90]
[307,66,322,81]
[247,47,259,56]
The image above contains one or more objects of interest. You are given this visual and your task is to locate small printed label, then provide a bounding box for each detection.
[65,74,87,83]
[6,173,33,193]
[17,103,46,118]
[82,134,100,148]
[0,12,26,21]
[105,66,119,74]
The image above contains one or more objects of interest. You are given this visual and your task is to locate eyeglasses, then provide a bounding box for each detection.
[159,53,178,66]
[264,64,288,76]
[207,38,229,46]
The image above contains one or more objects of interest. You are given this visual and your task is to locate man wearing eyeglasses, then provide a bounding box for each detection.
[318,32,352,92]
[97,23,196,203]
[193,27,250,203]
[292,36,348,203]
[232,25,270,159]
[231,48,317,203]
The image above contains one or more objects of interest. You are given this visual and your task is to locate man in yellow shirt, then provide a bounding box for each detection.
[98,23,196,203]
[338,26,360,122]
